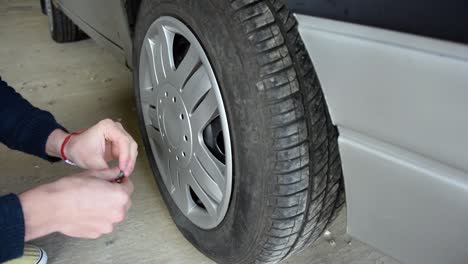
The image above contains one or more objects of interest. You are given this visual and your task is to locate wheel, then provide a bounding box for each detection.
[133,0,345,263]
[44,0,86,43]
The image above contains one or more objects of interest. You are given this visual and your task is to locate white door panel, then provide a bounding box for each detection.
[296,15,468,173]
[296,15,468,264]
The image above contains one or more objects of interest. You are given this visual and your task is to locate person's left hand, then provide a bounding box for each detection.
[46,119,138,176]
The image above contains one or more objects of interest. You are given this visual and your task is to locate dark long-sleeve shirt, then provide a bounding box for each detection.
[0,77,64,262]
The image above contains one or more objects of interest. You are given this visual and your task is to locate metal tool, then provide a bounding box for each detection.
[114,170,125,183]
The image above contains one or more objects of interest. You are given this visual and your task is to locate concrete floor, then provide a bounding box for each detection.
[0,1,402,263]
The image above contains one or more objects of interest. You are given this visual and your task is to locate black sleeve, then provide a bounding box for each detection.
[0,77,65,161]
[0,194,25,262]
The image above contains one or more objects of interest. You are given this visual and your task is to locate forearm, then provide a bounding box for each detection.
[19,184,60,241]
[0,189,59,261]
[0,77,66,161]
[45,129,69,159]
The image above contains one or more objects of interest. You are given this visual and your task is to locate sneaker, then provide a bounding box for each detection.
[4,244,47,264]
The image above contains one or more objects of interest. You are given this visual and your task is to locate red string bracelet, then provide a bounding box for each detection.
[60,130,86,165]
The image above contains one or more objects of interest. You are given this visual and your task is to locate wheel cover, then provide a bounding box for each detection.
[139,16,232,229]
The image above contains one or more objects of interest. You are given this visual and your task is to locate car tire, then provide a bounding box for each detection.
[45,0,86,43]
[133,0,345,263]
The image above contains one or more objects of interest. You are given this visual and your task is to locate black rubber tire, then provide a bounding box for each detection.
[46,0,86,43]
[133,0,345,263]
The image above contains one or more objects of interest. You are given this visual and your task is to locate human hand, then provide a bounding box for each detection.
[46,119,138,176]
[19,167,133,241]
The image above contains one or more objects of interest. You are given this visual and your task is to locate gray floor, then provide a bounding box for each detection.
[0,1,401,263]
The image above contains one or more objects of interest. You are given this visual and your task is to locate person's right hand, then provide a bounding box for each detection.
[19,167,133,241]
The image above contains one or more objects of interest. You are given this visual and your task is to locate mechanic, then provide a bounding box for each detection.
[0,77,138,264]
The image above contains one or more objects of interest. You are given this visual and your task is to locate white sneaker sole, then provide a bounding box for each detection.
[38,248,47,264]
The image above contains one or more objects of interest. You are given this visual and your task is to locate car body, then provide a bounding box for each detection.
[290,1,468,263]
[45,0,468,263]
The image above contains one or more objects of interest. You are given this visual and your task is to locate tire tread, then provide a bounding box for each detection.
[49,1,85,43]
[231,0,345,263]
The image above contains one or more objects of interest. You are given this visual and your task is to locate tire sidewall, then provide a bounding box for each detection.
[133,0,276,262]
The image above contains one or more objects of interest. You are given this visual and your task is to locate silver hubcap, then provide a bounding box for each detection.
[139,17,232,229]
